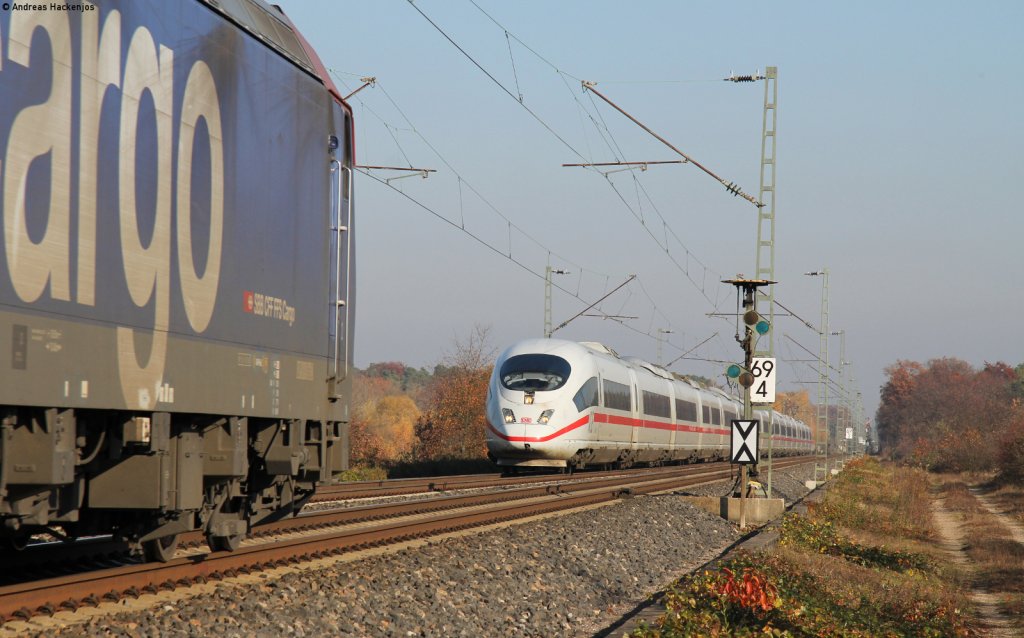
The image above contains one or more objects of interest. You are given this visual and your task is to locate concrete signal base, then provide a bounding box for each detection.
[682,496,786,525]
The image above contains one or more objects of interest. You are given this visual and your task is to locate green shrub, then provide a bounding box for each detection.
[336,464,388,482]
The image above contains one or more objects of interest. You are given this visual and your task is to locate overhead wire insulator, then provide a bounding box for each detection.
[723,71,766,83]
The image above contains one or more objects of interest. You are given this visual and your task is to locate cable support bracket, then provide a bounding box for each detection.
[343,77,377,101]
[581,81,764,208]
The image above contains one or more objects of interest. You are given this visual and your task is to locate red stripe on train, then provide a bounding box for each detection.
[488,411,814,445]
[486,415,591,442]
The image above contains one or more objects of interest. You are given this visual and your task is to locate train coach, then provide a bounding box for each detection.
[0,0,353,560]
[485,339,812,471]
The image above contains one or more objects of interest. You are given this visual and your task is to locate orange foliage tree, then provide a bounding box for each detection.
[775,390,819,440]
[414,325,494,461]
[348,371,420,465]
[876,358,1024,472]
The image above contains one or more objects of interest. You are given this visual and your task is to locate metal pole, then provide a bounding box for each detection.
[723,278,772,530]
[832,329,846,458]
[656,329,673,366]
[544,265,553,338]
[806,269,829,482]
[740,284,755,530]
[544,266,570,338]
[753,66,778,497]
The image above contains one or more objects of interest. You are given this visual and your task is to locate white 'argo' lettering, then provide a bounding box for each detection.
[77,4,120,307]
[177,60,224,333]
[0,9,227,411]
[3,10,72,303]
[116,26,174,410]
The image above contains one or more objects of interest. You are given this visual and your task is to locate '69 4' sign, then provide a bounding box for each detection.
[751,357,776,403]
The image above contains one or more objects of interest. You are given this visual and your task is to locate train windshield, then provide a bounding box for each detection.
[499,354,571,391]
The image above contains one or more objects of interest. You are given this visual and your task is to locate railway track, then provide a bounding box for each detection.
[0,458,812,624]
[0,464,719,577]
[310,465,703,501]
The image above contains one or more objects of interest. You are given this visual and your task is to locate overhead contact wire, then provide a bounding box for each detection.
[411,1,731,316]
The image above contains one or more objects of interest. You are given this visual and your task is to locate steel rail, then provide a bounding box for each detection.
[0,458,813,623]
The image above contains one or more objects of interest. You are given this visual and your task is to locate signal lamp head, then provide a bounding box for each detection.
[726,364,742,379]
[738,371,755,388]
[744,309,770,335]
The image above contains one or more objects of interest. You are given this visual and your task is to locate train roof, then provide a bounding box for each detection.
[197,0,354,153]
[199,0,314,75]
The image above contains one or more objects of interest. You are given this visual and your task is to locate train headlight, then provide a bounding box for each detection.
[524,392,535,405]
[502,408,516,424]
[538,409,554,425]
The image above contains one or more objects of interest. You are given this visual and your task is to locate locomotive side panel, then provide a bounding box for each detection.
[0,1,348,422]
[0,0,353,555]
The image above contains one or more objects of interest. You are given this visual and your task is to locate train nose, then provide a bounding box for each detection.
[503,423,529,443]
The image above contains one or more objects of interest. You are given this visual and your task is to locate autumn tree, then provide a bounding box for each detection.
[355,395,420,461]
[414,325,495,460]
[363,361,433,408]
[875,358,1024,472]
[875,360,924,458]
[775,390,819,440]
[348,368,420,465]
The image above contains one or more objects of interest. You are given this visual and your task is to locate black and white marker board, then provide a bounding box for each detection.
[731,419,759,464]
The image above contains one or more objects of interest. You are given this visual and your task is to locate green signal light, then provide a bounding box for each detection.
[755,320,770,335]
[726,364,742,378]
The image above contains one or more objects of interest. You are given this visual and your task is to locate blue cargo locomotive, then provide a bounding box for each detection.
[0,0,353,559]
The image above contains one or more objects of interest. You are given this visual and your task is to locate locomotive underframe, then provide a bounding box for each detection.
[0,406,347,555]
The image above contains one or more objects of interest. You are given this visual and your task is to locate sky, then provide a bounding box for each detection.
[275,0,1024,424]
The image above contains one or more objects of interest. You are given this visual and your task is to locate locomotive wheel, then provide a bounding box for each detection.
[208,532,244,552]
[143,534,180,563]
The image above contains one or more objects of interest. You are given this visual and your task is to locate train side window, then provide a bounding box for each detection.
[711,408,721,426]
[642,391,670,418]
[573,377,600,412]
[702,405,710,424]
[675,399,697,422]
[603,379,631,411]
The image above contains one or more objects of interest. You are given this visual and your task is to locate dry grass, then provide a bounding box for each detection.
[822,461,936,542]
[988,482,1024,524]
[632,459,1012,636]
[776,543,966,617]
[933,473,1024,626]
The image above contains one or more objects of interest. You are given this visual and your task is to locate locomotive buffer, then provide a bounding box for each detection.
[723,278,775,529]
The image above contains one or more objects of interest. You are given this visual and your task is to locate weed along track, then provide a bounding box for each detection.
[629,459,981,637]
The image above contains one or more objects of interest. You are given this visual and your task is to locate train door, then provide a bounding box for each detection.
[327,118,353,402]
[628,368,640,450]
[667,383,677,453]
[695,394,704,452]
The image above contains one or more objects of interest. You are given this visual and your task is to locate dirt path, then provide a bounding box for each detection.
[971,488,1024,545]
[931,492,1020,637]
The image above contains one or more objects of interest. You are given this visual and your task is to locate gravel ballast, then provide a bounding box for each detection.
[25,464,816,638]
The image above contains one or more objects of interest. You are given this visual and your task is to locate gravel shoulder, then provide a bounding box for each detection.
[14,463,816,638]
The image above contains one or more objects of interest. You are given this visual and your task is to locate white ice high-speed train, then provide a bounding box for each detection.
[485,339,813,470]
